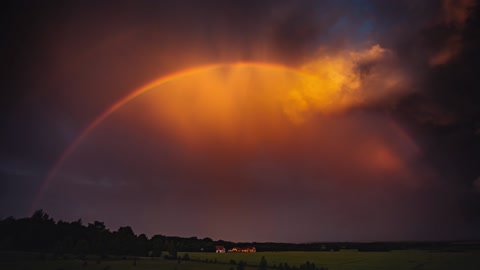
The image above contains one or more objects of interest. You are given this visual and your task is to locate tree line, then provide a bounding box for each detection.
[1,210,473,257]
[0,210,343,257]
[0,210,229,257]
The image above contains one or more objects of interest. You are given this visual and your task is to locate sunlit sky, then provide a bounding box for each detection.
[1,0,479,242]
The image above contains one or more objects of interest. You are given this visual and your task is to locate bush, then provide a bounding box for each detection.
[237,260,246,270]
[258,256,267,270]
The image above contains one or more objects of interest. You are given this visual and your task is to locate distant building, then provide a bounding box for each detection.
[215,245,226,253]
[243,246,256,253]
[228,246,256,253]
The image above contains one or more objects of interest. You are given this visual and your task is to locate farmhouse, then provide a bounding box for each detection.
[228,246,256,253]
[215,245,226,253]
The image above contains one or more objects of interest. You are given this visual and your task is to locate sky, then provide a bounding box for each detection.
[1,0,480,242]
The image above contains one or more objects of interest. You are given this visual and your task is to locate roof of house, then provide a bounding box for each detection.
[215,245,225,249]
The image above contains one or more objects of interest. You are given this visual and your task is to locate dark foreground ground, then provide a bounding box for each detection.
[2,250,480,270]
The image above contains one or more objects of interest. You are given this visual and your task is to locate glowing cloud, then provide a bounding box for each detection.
[285,45,408,122]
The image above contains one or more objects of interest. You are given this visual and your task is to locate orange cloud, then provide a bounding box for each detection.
[139,52,409,148]
[430,34,463,66]
[291,45,407,120]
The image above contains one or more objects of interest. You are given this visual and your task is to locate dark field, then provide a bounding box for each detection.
[2,250,480,270]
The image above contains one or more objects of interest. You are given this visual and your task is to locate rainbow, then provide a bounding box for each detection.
[30,62,319,213]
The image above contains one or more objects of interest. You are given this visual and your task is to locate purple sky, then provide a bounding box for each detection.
[1,0,479,242]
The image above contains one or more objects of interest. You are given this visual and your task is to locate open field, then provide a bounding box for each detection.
[0,258,257,270]
[180,250,480,270]
[1,250,480,270]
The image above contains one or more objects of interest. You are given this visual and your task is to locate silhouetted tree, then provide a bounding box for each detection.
[74,239,89,258]
[150,234,165,257]
[167,241,178,259]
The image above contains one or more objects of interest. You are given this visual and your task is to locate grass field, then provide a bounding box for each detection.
[180,250,480,270]
[0,258,257,270]
[1,250,480,270]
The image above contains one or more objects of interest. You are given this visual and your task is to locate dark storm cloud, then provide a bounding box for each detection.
[393,3,480,192]
[1,0,479,241]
